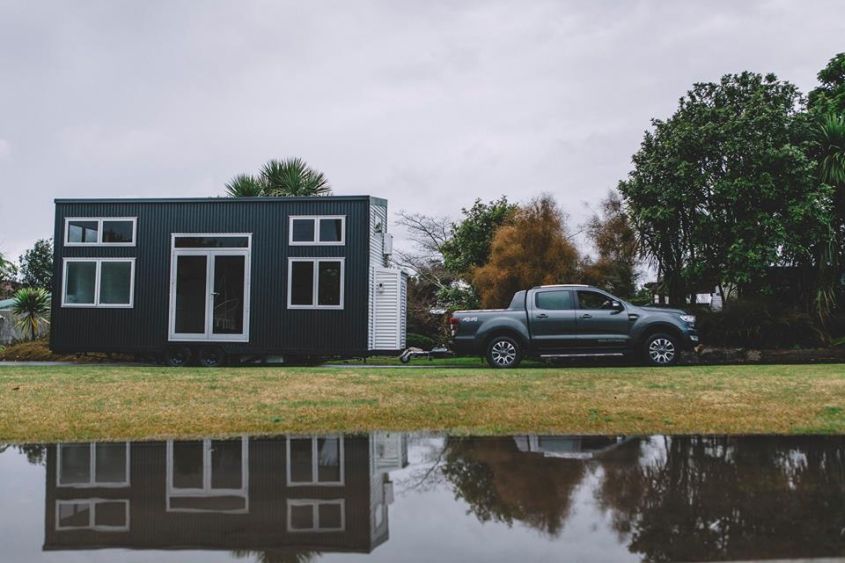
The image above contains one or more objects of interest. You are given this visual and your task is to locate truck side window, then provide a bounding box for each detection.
[577,290,614,310]
[535,290,573,310]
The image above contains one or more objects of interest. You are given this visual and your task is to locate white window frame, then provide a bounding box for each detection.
[168,233,252,343]
[56,442,130,488]
[288,215,346,246]
[55,499,130,532]
[287,258,345,310]
[286,435,345,486]
[165,437,249,513]
[61,258,135,308]
[64,217,137,247]
[286,499,346,533]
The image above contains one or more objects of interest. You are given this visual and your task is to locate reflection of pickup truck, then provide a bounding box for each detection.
[449,284,698,368]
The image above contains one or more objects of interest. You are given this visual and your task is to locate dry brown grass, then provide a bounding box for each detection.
[0,363,843,442]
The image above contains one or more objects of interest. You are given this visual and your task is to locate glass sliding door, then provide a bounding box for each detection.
[169,234,251,342]
[212,255,245,335]
[174,255,208,335]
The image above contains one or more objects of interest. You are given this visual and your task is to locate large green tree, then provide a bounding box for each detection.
[808,52,845,116]
[225,157,331,197]
[619,72,825,304]
[440,197,517,279]
[18,239,53,291]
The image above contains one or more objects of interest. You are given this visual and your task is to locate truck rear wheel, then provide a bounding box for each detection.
[486,336,523,369]
[643,333,679,366]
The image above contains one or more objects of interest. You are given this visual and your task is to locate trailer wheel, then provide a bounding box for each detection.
[165,346,191,368]
[198,347,226,368]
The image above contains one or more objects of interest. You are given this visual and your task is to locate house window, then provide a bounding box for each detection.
[56,499,129,531]
[65,218,136,246]
[287,499,345,532]
[286,436,344,486]
[57,443,129,487]
[288,259,344,309]
[289,216,345,245]
[62,259,135,308]
[166,438,249,513]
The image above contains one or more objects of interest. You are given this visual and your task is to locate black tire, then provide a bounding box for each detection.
[198,347,226,368]
[165,346,192,368]
[485,335,523,369]
[642,332,679,366]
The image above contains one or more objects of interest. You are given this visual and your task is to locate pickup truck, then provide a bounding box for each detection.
[449,284,699,368]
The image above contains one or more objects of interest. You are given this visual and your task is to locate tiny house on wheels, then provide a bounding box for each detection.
[49,196,407,366]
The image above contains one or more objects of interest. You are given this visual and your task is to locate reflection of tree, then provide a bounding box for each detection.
[18,444,47,465]
[0,444,47,465]
[597,436,845,562]
[441,437,587,536]
[393,436,448,495]
[230,549,318,563]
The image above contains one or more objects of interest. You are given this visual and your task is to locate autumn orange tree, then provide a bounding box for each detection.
[472,195,580,308]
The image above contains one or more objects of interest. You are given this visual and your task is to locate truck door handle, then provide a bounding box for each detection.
[581,313,592,319]
[536,313,548,319]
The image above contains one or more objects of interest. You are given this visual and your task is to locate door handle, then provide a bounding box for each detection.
[536,313,548,319]
[581,313,592,319]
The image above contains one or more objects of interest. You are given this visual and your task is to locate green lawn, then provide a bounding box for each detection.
[1,363,844,442]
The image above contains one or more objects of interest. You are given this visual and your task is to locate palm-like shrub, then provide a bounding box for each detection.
[815,114,845,320]
[225,157,331,198]
[224,174,264,197]
[819,113,845,186]
[12,287,50,341]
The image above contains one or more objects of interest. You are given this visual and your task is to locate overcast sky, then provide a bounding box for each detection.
[1,0,843,259]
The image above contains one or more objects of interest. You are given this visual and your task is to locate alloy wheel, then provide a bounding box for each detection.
[491,340,517,367]
[648,337,676,364]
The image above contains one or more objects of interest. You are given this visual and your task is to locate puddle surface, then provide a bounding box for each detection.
[1,434,843,562]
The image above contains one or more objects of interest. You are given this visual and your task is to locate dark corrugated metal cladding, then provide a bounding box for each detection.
[50,197,372,356]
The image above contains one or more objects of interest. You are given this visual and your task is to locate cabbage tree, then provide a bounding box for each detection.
[12,287,50,341]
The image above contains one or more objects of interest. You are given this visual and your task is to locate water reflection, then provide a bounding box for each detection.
[44,434,404,560]
[1,434,844,561]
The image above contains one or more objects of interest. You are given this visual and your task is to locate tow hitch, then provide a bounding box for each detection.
[399,346,454,364]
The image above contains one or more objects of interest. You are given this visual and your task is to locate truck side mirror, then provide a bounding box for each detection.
[611,300,624,312]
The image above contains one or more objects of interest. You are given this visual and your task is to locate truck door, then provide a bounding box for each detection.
[528,289,578,352]
[574,290,631,350]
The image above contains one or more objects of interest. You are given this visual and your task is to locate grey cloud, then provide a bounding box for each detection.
[0,0,843,258]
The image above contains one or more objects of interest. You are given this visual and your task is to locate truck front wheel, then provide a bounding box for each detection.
[486,336,523,369]
[643,333,679,366]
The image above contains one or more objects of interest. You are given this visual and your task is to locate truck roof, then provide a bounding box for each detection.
[532,284,591,289]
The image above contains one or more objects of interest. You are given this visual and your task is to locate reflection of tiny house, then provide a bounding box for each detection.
[50,196,407,365]
[44,434,405,555]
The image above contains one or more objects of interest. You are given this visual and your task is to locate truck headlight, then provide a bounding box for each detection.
[679,314,696,324]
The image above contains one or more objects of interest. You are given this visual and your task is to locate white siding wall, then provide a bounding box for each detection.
[372,268,402,350]
[368,201,406,351]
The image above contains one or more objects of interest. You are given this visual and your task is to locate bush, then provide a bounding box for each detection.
[697,300,825,349]
[0,338,128,362]
[406,332,436,350]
